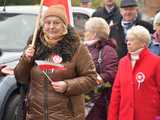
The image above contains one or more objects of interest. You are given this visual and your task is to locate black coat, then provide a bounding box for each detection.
[92,4,122,25]
[109,19,154,59]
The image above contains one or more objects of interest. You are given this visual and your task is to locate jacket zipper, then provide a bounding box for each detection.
[43,79,48,120]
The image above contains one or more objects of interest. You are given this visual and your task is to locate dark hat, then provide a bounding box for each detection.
[120,0,138,8]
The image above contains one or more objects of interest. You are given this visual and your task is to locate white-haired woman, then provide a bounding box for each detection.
[84,17,118,120]
[149,11,160,55]
[108,25,160,120]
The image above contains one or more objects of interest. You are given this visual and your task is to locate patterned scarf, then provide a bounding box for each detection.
[121,20,135,35]
[152,31,160,43]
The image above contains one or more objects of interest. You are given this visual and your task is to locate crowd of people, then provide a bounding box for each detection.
[89,0,160,120]
[0,0,160,120]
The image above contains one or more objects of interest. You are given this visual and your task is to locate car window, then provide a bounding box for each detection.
[73,12,89,40]
[0,13,36,51]
[0,11,90,52]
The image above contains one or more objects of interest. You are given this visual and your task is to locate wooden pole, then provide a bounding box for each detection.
[31,0,44,47]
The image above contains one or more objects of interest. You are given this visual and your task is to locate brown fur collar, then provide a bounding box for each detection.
[33,25,80,62]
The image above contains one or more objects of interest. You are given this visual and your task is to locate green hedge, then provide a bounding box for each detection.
[72,0,101,8]
[72,0,120,8]
[0,0,119,8]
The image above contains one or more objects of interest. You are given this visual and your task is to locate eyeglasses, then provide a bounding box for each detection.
[44,20,63,26]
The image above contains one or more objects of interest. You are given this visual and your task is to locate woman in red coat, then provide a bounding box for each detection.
[108,25,160,120]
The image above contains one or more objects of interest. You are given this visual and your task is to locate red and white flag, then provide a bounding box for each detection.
[43,0,74,26]
[36,53,64,71]
[35,60,65,71]
[36,60,65,82]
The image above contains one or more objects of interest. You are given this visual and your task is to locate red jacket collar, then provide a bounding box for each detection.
[127,47,149,60]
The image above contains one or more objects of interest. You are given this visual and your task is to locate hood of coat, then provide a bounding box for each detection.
[30,25,80,62]
[87,39,116,50]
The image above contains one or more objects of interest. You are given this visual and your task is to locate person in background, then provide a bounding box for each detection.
[0,49,14,76]
[80,0,92,8]
[109,0,154,59]
[92,0,121,26]
[0,65,5,76]
[108,25,160,120]
[84,17,118,120]
[0,65,14,76]
[149,11,160,55]
[14,5,97,120]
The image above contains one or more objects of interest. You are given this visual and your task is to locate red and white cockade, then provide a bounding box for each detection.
[52,54,63,64]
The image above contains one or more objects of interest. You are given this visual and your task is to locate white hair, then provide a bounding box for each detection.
[85,17,110,39]
[127,25,151,46]
[153,11,160,29]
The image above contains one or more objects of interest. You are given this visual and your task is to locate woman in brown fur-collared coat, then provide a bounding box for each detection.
[14,5,97,120]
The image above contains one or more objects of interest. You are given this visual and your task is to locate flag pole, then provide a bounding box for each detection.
[31,0,44,47]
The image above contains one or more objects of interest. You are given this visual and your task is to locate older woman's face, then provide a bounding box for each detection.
[127,34,145,52]
[155,25,160,33]
[43,16,66,39]
[121,7,138,22]
[84,29,95,41]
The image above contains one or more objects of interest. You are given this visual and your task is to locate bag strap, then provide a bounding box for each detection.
[97,48,103,73]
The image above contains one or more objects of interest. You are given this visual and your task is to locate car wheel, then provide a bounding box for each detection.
[3,94,21,120]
